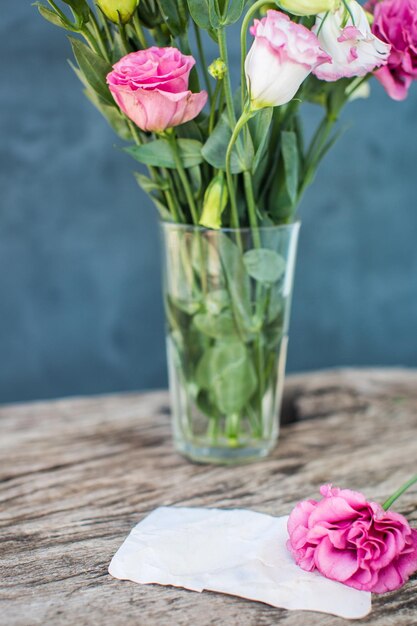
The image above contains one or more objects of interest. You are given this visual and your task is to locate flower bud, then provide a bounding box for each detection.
[199,174,228,230]
[96,0,139,24]
[208,58,227,81]
[277,0,341,16]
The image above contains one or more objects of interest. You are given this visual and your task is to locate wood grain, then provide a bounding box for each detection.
[1,368,416,626]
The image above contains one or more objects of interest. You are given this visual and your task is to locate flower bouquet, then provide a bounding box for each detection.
[36,0,416,463]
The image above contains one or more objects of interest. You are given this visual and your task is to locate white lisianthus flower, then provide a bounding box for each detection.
[245,10,331,111]
[313,0,391,81]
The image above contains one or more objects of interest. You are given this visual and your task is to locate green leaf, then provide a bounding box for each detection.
[111,32,127,64]
[164,232,202,311]
[35,4,73,29]
[69,37,113,105]
[188,165,202,196]
[138,0,164,28]
[176,119,205,142]
[202,112,252,174]
[195,389,222,419]
[205,289,230,315]
[196,348,213,389]
[150,197,174,221]
[316,127,347,167]
[208,0,221,27]
[249,107,273,174]
[134,172,162,194]
[194,311,238,339]
[126,139,204,169]
[267,290,285,323]
[187,0,210,29]
[220,0,247,25]
[62,0,90,21]
[189,235,225,279]
[217,233,254,335]
[198,341,258,415]
[243,248,286,284]
[157,0,188,36]
[135,172,173,220]
[281,130,299,204]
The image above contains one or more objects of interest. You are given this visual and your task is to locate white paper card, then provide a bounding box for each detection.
[109,506,371,619]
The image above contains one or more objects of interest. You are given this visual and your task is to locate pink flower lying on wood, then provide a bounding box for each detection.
[287,484,417,593]
[367,0,417,100]
[107,47,207,132]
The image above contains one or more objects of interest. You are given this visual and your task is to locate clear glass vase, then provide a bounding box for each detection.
[160,222,300,464]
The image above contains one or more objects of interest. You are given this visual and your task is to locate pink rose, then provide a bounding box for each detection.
[287,484,417,593]
[367,0,417,100]
[313,0,390,81]
[107,47,207,132]
[245,10,330,110]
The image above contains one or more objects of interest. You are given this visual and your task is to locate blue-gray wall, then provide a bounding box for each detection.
[1,4,416,404]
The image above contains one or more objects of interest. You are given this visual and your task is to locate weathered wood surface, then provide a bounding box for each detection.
[1,368,417,626]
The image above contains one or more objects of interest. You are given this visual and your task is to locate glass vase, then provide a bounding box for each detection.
[160,222,300,464]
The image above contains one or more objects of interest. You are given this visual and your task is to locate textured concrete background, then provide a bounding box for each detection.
[1,4,417,404]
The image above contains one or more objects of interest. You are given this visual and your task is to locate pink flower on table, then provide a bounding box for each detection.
[367,0,417,100]
[313,0,391,81]
[245,10,330,110]
[287,484,417,593]
[107,47,207,132]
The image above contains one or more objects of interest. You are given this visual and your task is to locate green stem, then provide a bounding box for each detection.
[225,412,240,443]
[177,0,188,28]
[382,475,417,511]
[162,168,185,222]
[95,4,113,43]
[164,185,180,222]
[208,80,222,134]
[297,113,336,204]
[165,133,208,291]
[217,27,236,127]
[118,21,131,54]
[128,120,181,222]
[132,12,148,48]
[216,25,244,234]
[304,114,334,167]
[166,133,199,224]
[80,25,102,55]
[240,0,269,110]
[243,171,260,246]
[259,100,299,208]
[89,11,110,60]
[255,337,265,433]
[225,109,252,230]
[194,21,212,100]
[126,119,142,145]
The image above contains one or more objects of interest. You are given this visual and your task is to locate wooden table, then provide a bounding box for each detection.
[1,368,417,626]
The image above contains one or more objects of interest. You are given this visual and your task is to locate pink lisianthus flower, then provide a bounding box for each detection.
[245,10,330,110]
[313,0,391,81]
[287,484,417,593]
[107,47,207,133]
[366,0,417,100]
